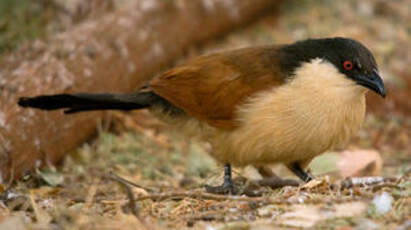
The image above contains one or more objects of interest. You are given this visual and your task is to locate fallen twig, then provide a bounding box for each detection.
[108,173,140,218]
[83,180,98,211]
[108,172,154,193]
[134,190,284,203]
[371,183,405,192]
[133,189,365,205]
[256,177,300,189]
[340,176,398,189]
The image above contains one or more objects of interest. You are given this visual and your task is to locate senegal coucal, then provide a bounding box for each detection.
[18,37,386,194]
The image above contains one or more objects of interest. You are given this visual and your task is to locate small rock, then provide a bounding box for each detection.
[372,192,393,214]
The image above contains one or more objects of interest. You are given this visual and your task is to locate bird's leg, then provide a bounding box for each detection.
[287,162,314,182]
[205,164,238,195]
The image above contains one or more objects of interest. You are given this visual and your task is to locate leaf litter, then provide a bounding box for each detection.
[1,0,410,229]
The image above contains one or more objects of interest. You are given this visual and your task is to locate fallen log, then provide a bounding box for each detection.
[0,0,280,182]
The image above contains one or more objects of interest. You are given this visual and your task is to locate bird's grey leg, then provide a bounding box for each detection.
[287,162,314,182]
[205,164,238,195]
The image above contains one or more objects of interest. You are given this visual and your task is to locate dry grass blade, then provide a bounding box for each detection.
[83,180,99,211]
[29,191,51,224]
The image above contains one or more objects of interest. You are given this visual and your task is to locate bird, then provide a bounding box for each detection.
[18,37,386,194]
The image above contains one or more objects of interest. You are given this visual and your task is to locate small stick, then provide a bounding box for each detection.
[29,191,51,224]
[256,177,300,188]
[371,183,404,192]
[136,190,265,202]
[108,173,140,218]
[83,180,98,211]
[134,190,293,205]
[341,177,398,189]
[108,172,154,192]
[134,190,368,206]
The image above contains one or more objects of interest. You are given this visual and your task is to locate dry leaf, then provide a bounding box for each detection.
[337,150,383,177]
[301,177,328,189]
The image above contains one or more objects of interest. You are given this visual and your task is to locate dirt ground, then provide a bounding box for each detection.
[0,0,410,229]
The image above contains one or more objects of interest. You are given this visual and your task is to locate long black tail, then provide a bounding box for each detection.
[18,92,160,114]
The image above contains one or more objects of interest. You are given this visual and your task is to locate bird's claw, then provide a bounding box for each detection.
[205,182,239,195]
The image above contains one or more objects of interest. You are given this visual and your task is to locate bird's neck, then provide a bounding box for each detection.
[290,58,368,100]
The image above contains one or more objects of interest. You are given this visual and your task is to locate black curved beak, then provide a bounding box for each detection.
[355,70,386,98]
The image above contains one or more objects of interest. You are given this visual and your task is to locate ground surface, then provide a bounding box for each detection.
[0,0,410,229]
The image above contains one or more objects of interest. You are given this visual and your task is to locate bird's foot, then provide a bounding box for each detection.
[205,164,240,195]
[205,181,239,195]
[303,170,315,182]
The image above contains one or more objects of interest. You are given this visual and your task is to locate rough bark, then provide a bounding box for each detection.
[0,0,280,182]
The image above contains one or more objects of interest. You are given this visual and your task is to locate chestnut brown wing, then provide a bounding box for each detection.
[149,46,285,130]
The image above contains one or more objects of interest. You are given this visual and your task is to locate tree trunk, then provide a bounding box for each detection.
[0,0,280,182]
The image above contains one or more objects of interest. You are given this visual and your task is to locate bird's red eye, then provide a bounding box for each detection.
[343,60,353,70]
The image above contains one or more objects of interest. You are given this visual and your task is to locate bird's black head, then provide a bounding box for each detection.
[279,37,386,97]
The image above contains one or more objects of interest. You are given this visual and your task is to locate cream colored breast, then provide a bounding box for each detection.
[212,59,367,166]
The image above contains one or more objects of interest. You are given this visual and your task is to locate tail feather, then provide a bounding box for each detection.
[18,92,158,113]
